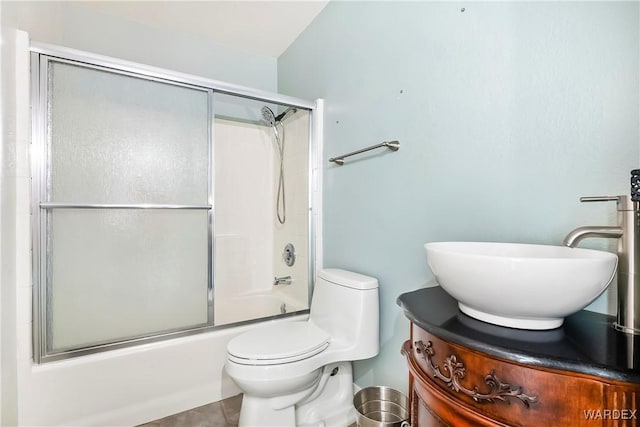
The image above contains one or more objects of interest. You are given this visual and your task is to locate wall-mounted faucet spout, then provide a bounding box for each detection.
[562,194,640,335]
[273,276,292,286]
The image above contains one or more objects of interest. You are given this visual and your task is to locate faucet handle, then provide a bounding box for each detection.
[579,195,635,211]
[580,196,622,203]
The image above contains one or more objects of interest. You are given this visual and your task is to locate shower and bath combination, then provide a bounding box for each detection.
[261,106,297,224]
[29,45,317,427]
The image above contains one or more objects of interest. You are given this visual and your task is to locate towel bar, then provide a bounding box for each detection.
[329,140,400,165]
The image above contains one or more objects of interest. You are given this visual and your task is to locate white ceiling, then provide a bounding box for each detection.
[77,1,329,58]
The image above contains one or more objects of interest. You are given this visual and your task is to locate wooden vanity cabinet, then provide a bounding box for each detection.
[403,326,639,427]
[398,288,640,427]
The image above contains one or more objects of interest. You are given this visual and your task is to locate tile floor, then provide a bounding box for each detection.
[138,394,242,427]
[138,394,358,427]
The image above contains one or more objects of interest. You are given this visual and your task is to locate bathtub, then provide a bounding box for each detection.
[21,309,309,426]
[215,291,307,326]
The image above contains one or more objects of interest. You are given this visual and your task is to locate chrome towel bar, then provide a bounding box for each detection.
[329,140,400,165]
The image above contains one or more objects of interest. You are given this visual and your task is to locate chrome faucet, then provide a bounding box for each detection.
[273,276,292,286]
[562,195,639,335]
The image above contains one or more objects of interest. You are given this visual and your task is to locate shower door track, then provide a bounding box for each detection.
[31,42,316,111]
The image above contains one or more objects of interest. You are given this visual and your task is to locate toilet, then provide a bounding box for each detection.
[225,268,379,427]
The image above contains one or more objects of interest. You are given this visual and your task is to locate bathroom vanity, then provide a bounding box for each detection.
[398,287,640,427]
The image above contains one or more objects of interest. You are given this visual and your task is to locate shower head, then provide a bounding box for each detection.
[261,106,277,127]
[261,106,297,126]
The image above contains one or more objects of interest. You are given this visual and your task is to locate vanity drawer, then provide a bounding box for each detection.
[404,325,639,427]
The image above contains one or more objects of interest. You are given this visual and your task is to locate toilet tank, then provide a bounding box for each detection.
[309,269,379,360]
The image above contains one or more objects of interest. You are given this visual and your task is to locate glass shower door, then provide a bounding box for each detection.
[34,57,212,359]
[32,47,316,363]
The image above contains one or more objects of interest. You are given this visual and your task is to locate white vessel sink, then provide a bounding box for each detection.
[424,242,618,330]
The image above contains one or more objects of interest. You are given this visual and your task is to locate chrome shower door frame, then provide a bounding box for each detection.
[30,43,318,363]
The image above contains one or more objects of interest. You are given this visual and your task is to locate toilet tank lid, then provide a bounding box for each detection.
[318,268,378,290]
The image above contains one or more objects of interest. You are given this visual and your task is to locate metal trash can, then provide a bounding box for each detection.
[353,386,410,427]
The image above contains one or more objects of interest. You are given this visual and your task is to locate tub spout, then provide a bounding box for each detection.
[562,226,623,248]
[273,276,292,286]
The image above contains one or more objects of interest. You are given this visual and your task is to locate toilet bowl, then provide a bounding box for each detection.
[225,268,379,427]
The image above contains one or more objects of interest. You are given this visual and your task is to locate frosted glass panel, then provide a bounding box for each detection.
[49,61,209,205]
[48,209,209,351]
[32,53,314,361]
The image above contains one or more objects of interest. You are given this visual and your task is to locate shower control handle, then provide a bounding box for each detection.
[283,243,296,266]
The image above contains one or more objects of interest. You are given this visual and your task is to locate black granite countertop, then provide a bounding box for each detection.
[397,286,640,383]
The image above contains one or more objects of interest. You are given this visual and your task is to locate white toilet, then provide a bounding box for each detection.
[225,268,379,427]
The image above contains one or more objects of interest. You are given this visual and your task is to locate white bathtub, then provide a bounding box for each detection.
[20,311,309,426]
[215,291,307,326]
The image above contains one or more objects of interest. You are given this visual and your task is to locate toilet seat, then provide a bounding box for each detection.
[227,322,330,366]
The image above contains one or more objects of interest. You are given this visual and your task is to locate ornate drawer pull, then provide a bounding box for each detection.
[414,340,538,408]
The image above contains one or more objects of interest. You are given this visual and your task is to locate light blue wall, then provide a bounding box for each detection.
[279,2,639,392]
